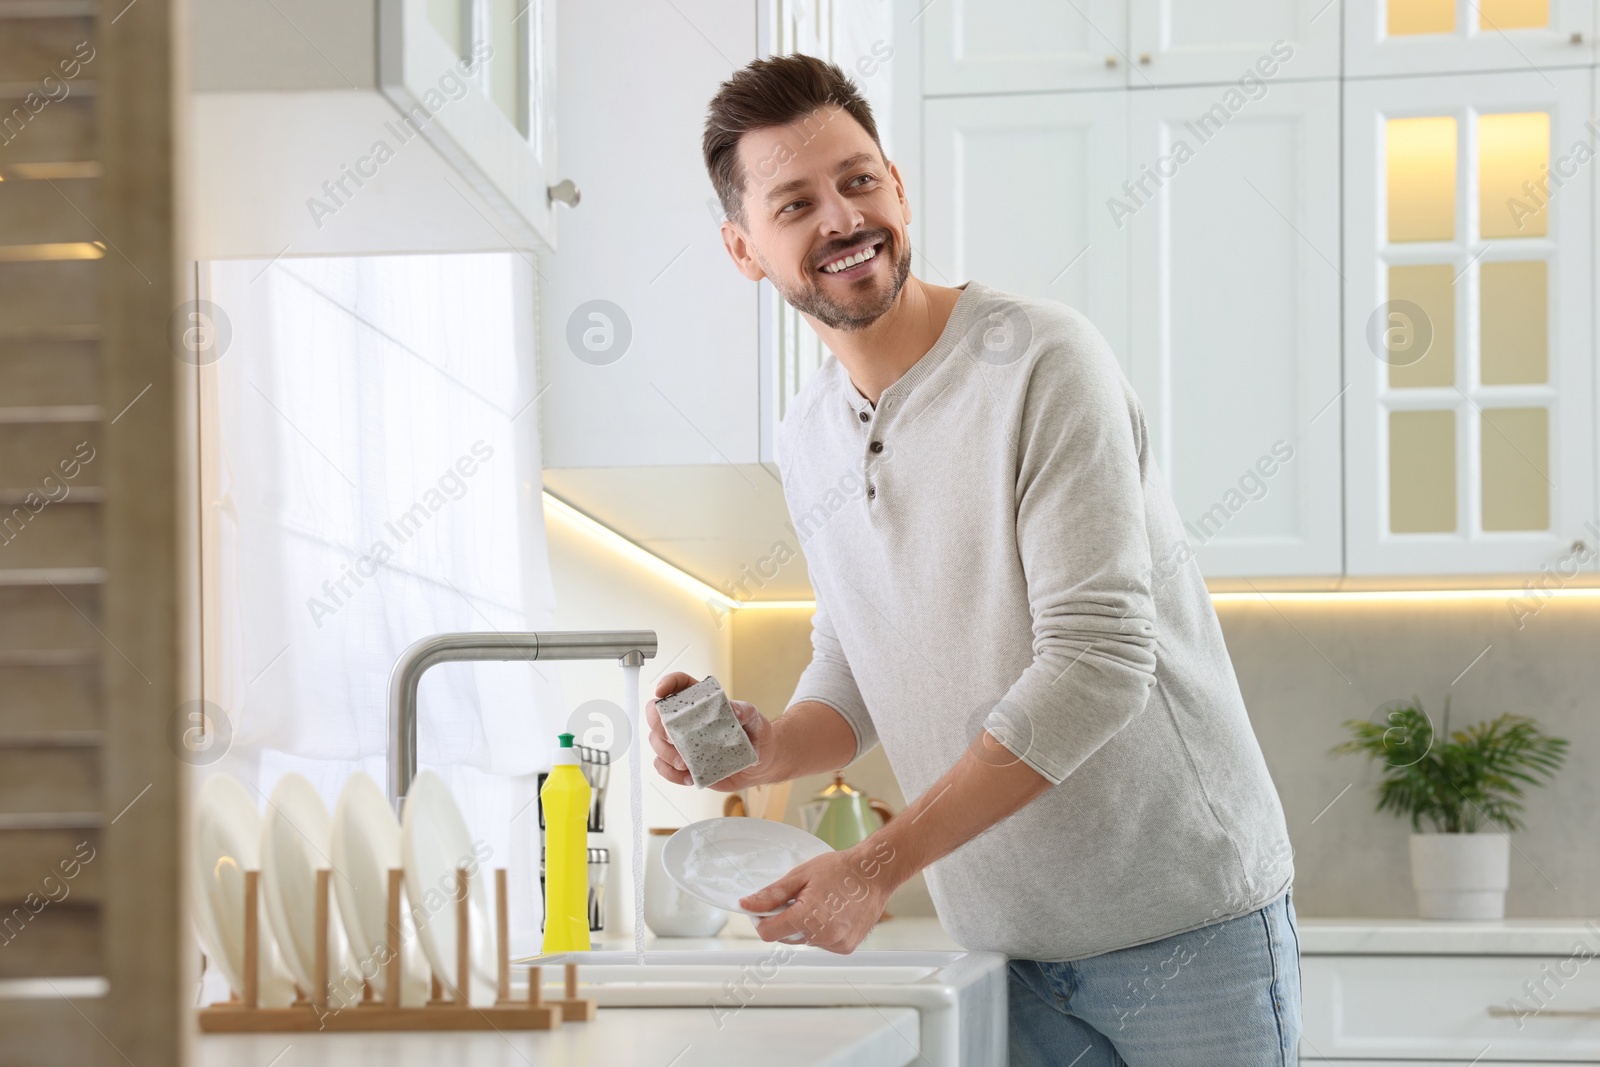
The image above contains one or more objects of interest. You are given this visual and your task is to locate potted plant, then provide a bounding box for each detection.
[1332,698,1567,920]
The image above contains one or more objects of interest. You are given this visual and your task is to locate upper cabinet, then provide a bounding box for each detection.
[924,0,1126,94]
[1129,0,1339,85]
[535,0,761,470]
[1128,80,1344,577]
[1345,0,1595,77]
[1342,69,1596,574]
[922,81,1343,579]
[922,91,1131,376]
[189,0,559,256]
[924,0,1338,94]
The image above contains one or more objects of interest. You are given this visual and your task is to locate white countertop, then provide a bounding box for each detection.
[642,911,1600,958]
[198,1005,920,1067]
[1296,917,1600,956]
[691,912,1600,958]
[198,914,1600,1065]
[622,912,1600,958]
[617,915,1600,966]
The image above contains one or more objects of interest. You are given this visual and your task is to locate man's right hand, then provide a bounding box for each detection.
[647,672,783,791]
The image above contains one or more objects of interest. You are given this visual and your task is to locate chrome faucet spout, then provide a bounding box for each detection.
[386,630,657,813]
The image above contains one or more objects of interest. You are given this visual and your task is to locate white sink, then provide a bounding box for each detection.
[521,948,1007,1066]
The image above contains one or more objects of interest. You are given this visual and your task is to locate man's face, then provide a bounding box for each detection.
[720,106,913,332]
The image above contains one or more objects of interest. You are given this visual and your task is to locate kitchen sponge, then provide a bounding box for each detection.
[655,675,759,789]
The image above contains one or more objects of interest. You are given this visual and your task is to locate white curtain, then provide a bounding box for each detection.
[199,253,561,963]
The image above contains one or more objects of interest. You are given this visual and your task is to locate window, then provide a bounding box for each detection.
[195,253,559,966]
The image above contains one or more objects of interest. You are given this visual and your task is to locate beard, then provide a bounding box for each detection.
[761,231,914,332]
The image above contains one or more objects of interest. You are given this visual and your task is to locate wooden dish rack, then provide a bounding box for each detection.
[198,867,596,1032]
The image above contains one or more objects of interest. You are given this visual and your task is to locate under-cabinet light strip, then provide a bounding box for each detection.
[546,492,1600,611]
[542,491,812,612]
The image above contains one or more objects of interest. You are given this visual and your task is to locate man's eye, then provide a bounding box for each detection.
[850,174,875,187]
[780,200,806,214]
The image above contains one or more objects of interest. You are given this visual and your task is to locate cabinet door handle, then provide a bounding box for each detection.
[1104,55,1118,67]
[1571,31,1585,44]
[548,179,582,208]
[1488,1005,1600,1019]
[1139,52,1151,64]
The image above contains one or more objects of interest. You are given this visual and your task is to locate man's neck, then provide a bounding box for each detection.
[805,275,964,406]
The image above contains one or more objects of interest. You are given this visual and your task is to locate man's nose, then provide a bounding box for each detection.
[813,187,866,238]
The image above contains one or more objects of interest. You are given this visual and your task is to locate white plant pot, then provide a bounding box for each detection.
[1409,833,1510,920]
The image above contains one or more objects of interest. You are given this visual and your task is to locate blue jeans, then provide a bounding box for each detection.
[1008,892,1302,1066]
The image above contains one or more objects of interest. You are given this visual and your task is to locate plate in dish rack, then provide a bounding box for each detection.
[191,773,296,1006]
[260,773,363,1008]
[400,770,498,1003]
[661,817,831,917]
[330,771,431,1006]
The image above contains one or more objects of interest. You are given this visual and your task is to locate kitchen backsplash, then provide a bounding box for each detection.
[734,594,1600,921]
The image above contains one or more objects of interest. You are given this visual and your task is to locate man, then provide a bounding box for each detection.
[647,54,1301,1066]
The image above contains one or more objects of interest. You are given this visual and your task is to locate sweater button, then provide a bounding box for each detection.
[858,410,869,422]
[869,441,883,453]
[866,485,876,499]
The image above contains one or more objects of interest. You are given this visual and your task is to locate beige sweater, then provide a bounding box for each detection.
[777,280,1293,962]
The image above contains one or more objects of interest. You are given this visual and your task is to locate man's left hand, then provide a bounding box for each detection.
[739,839,900,954]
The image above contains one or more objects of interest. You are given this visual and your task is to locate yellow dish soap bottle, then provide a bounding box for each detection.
[541,732,592,953]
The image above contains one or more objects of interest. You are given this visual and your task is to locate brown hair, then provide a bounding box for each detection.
[702,53,883,228]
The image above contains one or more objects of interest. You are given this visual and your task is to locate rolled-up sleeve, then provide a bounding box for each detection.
[986,320,1159,786]
[787,589,878,763]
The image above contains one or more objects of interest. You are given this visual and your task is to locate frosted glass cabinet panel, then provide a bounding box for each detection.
[1386,116,1457,241]
[1127,80,1343,577]
[1345,0,1593,76]
[1343,70,1595,574]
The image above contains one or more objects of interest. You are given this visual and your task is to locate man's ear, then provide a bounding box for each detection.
[721,220,767,282]
[887,157,912,228]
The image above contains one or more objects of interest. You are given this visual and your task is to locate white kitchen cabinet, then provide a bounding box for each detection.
[923,0,1337,95]
[1128,80,1343,577]
[190,0,559,255]
[1128,0,1340,85]
[1344,0,1595,78]
[1343,70,1596,575]
[921,91,1131,375]
[536,0,761,469]
[1303,953,1600,1061]
[922,0,1127,95]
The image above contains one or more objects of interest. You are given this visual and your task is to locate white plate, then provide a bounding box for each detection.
[260,773,362,1007]
[400,770,497,1004]
[661,817,832,917]
[191,774,295,1006]
[330,772,430,1006]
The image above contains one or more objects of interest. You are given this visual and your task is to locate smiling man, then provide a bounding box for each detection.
[646,54,1301,1066]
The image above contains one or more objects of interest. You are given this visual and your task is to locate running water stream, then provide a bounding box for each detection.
[622,662,645,963]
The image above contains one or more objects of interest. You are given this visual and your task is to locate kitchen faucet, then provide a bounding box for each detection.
[387,630,658,813]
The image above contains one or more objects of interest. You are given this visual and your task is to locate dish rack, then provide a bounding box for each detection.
[198,629,656,1034]
[198,867,595,1032]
